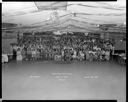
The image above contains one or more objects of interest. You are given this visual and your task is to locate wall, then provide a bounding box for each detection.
[2,38,17,54]
[114,39,126,50]
[2,31,17,54]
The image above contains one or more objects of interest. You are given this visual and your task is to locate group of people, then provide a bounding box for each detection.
[14,33,114,62]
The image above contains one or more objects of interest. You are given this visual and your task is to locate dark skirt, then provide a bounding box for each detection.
[13,50,17,60]
[13,54,17,60]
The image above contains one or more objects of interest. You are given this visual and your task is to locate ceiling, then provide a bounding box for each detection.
[2,1,126,33]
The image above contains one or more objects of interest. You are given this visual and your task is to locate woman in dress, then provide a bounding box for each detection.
[79,50,84,61]
[17,47,23,61]
[23,46,27,61]
[105,50,110,61]
[12,45,17,61]
[89,50,93,62]
[33,48,36,61]
[61,49,65,61]
[101,49,105,61]
[97,49,101,61]
[73,49,77,61]
[85,50,90,61]
[27,46,32,61]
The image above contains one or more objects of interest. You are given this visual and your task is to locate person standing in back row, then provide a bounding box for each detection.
[17,47,22,61]
[12,45,17,61]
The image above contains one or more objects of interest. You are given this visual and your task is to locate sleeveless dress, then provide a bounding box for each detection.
[17,50,22,61]
[86,51,90,60]
[105,51,110,60]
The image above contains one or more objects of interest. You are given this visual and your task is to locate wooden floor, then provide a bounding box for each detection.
[2,61,126,101]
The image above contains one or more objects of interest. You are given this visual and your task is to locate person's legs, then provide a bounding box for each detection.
[84,54,86,61]
[13,54,16,61]
[64,55,66,61]
[29,54,31,61]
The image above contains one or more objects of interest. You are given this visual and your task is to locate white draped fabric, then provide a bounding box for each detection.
[2,1,126,33]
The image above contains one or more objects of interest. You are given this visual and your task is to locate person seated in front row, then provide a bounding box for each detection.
[79,50,85,61]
